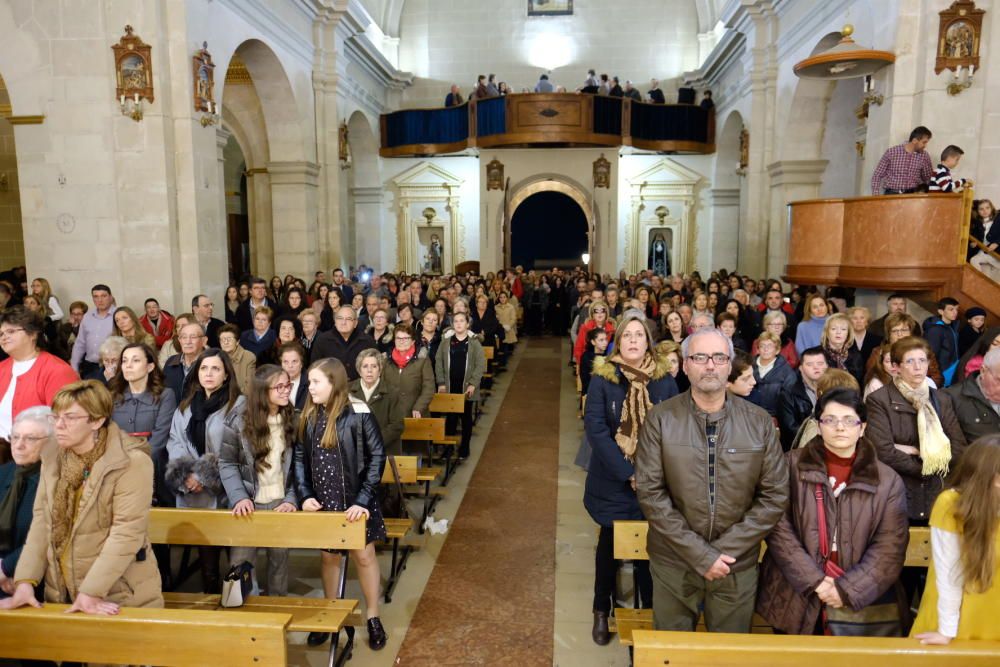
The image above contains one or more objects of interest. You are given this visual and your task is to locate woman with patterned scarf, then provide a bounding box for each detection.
[0,380,162,613]
[821,313,865,387]
[583,310,678,645]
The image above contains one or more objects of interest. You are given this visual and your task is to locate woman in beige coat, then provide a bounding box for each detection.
[1,380,163,613]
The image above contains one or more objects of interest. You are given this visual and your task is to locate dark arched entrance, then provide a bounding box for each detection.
[510,191,588,270]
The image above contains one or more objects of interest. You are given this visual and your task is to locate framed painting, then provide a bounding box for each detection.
[935,1,985,74]
[111,25,154,103]
[528,0,573,17]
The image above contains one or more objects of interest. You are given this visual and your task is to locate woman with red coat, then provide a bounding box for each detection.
[573,301,615,366]
[0,307,78,453]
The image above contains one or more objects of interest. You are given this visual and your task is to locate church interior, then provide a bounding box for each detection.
[0,0,999,665]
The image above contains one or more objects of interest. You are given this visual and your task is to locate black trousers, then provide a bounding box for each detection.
[445,399,475,458]
[594,524,652,614]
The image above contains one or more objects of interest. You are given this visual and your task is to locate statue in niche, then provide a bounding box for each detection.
[593,154,611,189]
[648,232,671,276]
[486,158,504,191]
[424,234,443,274]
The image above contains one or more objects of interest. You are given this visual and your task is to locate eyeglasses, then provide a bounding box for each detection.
[395,336,413,342]
[901,357,929,367]
[335,316,356,323]
[54,413,91,426]
[178,334,204,342]
[10,433,49,444]
[818,416,863,428]
[270,383,293,393]
[0,327,25,339]
[890,327,911,335]
[687,353,731,365]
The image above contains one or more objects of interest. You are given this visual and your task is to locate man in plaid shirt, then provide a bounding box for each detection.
[870,126,934,194]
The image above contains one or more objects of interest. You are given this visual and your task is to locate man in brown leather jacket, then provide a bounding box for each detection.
[636,328,788,632]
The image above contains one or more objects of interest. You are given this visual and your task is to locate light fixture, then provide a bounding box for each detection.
[947,65,975,96]
[581,252,591,265]
[793,25,895,80]
[119,93,144,122]
[200,101,221,127]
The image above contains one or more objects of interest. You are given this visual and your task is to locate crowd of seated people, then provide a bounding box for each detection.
[444,70,714,108]
[0,258,995,659]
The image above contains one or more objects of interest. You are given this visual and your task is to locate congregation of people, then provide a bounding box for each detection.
[0,258,996,658]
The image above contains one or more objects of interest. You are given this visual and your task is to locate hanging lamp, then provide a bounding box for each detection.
[793,25,895,79]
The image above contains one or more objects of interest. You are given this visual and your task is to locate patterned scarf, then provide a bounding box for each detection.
[893,377,952,476]
[610,353,657,461]
[51,430,108,561]
[825,344,849,370]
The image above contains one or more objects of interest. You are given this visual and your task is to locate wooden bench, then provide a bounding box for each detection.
[611,520,932,646]
[403,416,460,484]
[0,603,290,666]
[429,392,466,448]
[481,345,495,399]
[382,517,414,603]
[150,507,365,667]
[382,453,446,532]
[632,629,1000,666]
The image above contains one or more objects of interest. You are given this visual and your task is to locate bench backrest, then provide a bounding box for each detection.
[632,629,1000,666]
[483,346,495,360]
[402,416,446,442]
[0,603,289,666]
[149,508,367,550]
[614,520,931,568]
[429,392,466,414]
[381,455,420,484]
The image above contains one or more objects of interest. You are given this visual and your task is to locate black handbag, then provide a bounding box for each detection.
[221,560,254,608]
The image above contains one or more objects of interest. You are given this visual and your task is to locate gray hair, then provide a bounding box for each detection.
[983,347,1000,370]
[99,335,129,359]
[355,348,384,373]
[680,327,735,360]
[762,311,787,327]
[689,313,715,330]
[13,405,55,437]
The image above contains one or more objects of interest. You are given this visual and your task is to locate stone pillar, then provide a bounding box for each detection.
[351,185,383,270]
[268,161,321,275]
[246,169,274,278]
[706,187,740,271]
[216,127,232,279]
[766,159,828,278]
[313,12,346,272]
[482,186,504,274]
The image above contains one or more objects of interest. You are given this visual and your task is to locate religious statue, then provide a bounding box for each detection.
[192,42,216,113]
[486,159,504,191]
[424,234,443,274]
[339,121,351,168]
[739,128,749,170]
[648,233,671,276]
[593,154,611,189]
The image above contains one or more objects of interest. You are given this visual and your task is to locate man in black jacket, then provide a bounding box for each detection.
[776,347,827,451]
[924,297,961,385]
[192,294,226,348]
[311,306,375,381]
[236,278,277,332]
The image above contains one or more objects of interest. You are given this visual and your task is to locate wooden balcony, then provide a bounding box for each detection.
[379,93,715,157]
[784,190,999,320]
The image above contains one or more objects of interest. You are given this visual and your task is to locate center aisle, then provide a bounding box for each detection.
[395,337,562,666]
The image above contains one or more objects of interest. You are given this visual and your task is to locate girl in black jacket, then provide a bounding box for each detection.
[295,357,388,651]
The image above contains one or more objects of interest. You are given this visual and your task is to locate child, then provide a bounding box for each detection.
[929,145,973,192]
[579,328,609,398]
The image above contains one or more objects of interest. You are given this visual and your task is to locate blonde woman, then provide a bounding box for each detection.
[821,313,865,386]
[113,306,156,349]
[30,277,63,321]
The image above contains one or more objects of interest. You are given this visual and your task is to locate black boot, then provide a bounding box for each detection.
[592,611,611,645]
[367,617,387,651]
[307,632,330,646]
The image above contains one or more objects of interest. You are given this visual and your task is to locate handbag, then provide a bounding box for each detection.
[379,455,410,520]
[221,560,254,608]
[814,485,904,636]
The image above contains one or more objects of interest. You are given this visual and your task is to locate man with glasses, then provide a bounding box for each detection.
[311,305,375,381]
[777,346,828,452]
[636,328,787,633]
[70,284,117,377]
[191,294,225,348]
[163,322,207,400]
[945,347,1000,442]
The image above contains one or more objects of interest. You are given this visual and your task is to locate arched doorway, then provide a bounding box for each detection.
[510,191,588,270]
[0,72,24,272]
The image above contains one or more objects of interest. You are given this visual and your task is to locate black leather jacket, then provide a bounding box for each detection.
[293,399,386,509]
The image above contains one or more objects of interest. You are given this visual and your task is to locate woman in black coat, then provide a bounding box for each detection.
[583,312,678,645]
[470,294,504,349]
[295,357,388,651]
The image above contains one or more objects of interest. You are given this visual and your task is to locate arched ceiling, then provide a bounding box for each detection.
[361,0,721,37]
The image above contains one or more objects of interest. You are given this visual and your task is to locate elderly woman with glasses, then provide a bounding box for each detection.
[0,407,52,597]
[0,381,162,613]
[350,349,405,455]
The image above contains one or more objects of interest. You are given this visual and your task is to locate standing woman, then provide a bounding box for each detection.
[471,293,504,350]
[584,312,678,644]
[0,381,162,613]
[219,365,298,597]
[822,313,865,387]
[218,323,257,394]
[662,311,687,344]
[224,285,241,325]
[435,312,485,459]
[109,342,177,588]
[385,323,435,419]
[494,291,518,356]
[573,301,615,367]
[295,357,388,650]
[367,308,395,355]
[912,437,1000,644]
[320,289,345,332]
[30,278,64,321]
[166,349,245,592]
[417,309,443,370]
[350,349,405,455]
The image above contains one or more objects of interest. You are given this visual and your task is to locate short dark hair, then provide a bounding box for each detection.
[91,284,111,294]
[251,277,266,287]
[727,350,753,382]
[144,298,159,307]
[937,297,959,310]
[941,145,964,161]
[814,388,867,422]
[587,327,608,345]
[716,312,737,326]
[191,294,209,308]
[801,345,827,361]
[540,73,549,80]
[277,341,306,362]
[219,323,240,339]
[0,306,43,338]
[887,293,907,301]
[909,126,932,142]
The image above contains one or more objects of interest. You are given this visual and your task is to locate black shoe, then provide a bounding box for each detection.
[367,617,388,651]
[592,611,611,645]
[307,632,330,646]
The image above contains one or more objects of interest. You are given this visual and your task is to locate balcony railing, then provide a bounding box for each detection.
[379,93,715,157]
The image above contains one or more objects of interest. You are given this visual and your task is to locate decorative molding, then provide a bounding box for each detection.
[6,115,45,125]
[245,167,269,176]
[350,185,384,205]
[392,161,465,273]
[267,161,321,187]
[767,159,829,186]
[0,104,12,118]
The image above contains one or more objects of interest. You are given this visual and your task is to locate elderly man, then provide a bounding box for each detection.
[163,322,207,401]
[689,313,715,333]
[191,294,225,348]
[311,305,375,381]
[945,348,1000,442]
[868,293,920,337]
[636,328,788,632]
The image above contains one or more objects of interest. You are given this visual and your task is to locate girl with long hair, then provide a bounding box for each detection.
[913,437,1000,643]
[30,277,63,321]
[294,357,388,651]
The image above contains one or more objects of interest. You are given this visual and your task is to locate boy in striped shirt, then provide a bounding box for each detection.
[929,145,973,192]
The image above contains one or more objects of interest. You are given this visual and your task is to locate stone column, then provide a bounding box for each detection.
[766,159,828,277]
[351,185,383,270]
[482,186,504,274]
[706,187,740,271]
[246,169,274,278]
[268,161,321,275]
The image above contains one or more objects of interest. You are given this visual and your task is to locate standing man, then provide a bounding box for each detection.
[311,306,375,381]
[70,284,117,377]
[236,277,275,332]
[636,328,788,632]
[191,294,225,348]
[331,268,354,302]
[624,80,642,102]
[869,293,920,338]
[777,347,828,451]
[444,84,463,107]
[647,79,666,104]
[870,126,934,195]
[534,73,554,93]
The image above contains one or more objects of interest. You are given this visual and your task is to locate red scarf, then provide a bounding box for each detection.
[392,345,416,369]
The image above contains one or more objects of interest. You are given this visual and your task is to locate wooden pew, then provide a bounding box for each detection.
[0,603,290,666]
[429,392,465,448]
[611,520,932,645]
[150,507,365,667]
[632,629,1000,666]
[403,416,460,485]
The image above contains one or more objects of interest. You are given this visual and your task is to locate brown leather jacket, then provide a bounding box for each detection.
[635,392,789,576]
[755,437,909,634]
[864,383,967,522]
